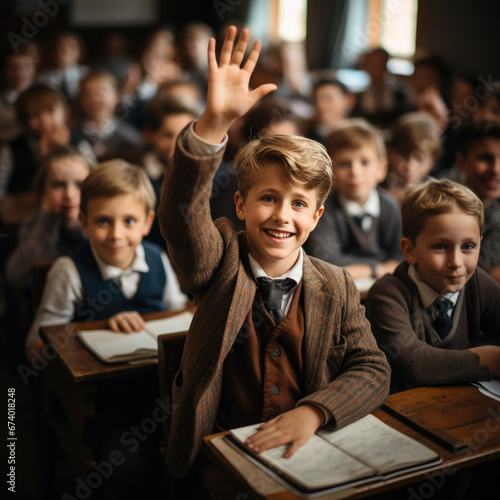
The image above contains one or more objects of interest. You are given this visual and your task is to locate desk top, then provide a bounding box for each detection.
[40,309,190,384]
[0,191,37,230]
[203,385,500,500]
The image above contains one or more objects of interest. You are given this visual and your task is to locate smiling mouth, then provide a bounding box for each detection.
[265,229,292,239]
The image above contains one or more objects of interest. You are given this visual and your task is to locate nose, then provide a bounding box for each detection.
[447,248,462,269]
[273,202,290,224]
[108,222,122,240]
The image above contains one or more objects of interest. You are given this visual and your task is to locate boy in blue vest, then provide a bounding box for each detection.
[26,159,186,360]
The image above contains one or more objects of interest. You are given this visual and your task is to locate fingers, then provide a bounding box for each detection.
[231,28,249,66]
[108,312,145,333]
[249,83,278,104]
[219,25,238,66]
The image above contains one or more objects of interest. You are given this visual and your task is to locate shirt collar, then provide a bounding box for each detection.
[407,264,459,309]
[248,248,303,284]
[83,119,117,139]
[339,189,380,218]
[90,242,149,281]
[142,150,166,181]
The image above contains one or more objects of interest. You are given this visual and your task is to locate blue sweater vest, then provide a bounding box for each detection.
[70,240,166,322]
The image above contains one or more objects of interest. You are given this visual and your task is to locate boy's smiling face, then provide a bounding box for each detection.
[401,211,481,294]
[80,194,154,270]
[234,162,323,277]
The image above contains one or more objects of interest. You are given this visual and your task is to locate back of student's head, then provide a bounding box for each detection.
[240,96,302,141]
[80,68,119,93]
[234,134,333,208]
[15,83,66,125]
[401,178,484,243]
[325,118,386,159]
[33,145,91,203]
[389,112,442,161]
[145,95,198,131]
[456,119,500,157]
[80,160,156,215]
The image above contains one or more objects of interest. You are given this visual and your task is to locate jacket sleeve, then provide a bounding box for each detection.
[158,126,228,297]
[298,268,391,429]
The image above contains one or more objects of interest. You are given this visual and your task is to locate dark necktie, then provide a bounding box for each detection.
[428,298,453,339]
[256,277,296,324]
[60,72,70,101]
[352,214,370,233]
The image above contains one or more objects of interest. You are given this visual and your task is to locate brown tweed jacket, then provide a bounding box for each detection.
[158,130,390,478]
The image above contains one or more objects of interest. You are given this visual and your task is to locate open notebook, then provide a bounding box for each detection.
[227,414,441,498]
[77,311,194,363]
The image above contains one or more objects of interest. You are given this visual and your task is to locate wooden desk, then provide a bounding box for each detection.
[202,385,500,499]
[40,309,189,479]
[0,191,36,233]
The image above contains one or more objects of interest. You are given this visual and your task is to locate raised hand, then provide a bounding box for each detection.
[195,26,277,144]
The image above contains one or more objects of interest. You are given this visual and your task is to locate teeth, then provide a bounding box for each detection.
[267,230,290,238]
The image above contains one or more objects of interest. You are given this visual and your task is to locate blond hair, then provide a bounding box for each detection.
[401,178,484,243]
[325,118,386,159]
[234,134,334,208]
[80,160,156,215]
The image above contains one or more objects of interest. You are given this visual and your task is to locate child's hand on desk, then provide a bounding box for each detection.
[195,25,277,144]
[244,404,324,458]
[108,311,145,333]
[470,345,500,379]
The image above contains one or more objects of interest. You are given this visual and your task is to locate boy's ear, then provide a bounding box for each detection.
[400,237,417,265]
[377,159,388,183]
[234,191,246,221]
[78,211,89,234]
[142,210,155,235]
[311,205,324,230]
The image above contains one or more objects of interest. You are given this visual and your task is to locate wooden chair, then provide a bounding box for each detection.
[157,331,187,496]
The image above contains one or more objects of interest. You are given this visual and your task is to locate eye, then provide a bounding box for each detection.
[96,218,110,226]
[261,195,275,203]
[292,200,307,208]
[361,159,371,166]
[432,243,446,250]
[462,243,476,251]
[124,217,136,226]
[50,181,65,189]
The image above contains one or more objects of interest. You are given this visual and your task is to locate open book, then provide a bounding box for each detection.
[227,414,441,498]
[77,311,194,363]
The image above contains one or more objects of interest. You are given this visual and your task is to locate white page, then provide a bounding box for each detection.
[144,311,194,338]
[79,329,157,359]
[230,425,374,490]
[317,415,438,475]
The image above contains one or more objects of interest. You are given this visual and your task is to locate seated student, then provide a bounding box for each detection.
[158,26,390,496]
[0,83,94,196]
[72,69,144,161]
[306,78,354,144]
[36,31,90,102]
[366,179,500,393]
[351,47,409,129]
[0,47,37,143]
[455,119,500,283]
[6,146,90,292]
[385,112,443,203]
[304,118,403,280]
[141,95,198,246]
[26,159,186,360]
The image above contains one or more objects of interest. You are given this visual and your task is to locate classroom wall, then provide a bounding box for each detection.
[417,0,500,80]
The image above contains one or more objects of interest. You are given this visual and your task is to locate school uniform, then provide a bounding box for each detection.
[366,261,500,393]
[26,240,186,354]
[158,123,391,478]
[304,188,403,273]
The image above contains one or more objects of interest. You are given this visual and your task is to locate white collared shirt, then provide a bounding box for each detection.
[339,189,380,232]
[26,244,187,351]
[248,248,303,317]
[407,264,459,315]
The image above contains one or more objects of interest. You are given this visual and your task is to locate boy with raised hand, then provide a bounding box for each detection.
[159,26,390,490]
[366,178,500,394]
